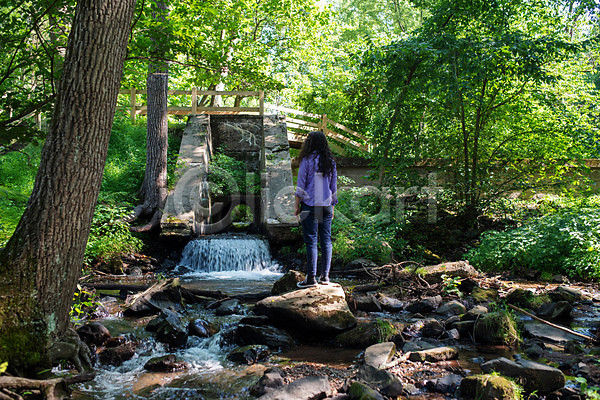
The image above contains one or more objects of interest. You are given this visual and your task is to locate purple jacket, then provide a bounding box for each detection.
[295,153,338,206]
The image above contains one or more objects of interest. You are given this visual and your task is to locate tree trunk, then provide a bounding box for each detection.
[0,0,135,376]
[131,0,169,232]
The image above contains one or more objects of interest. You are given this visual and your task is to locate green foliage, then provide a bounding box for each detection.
[70,285,101,326]
[441,273,463,298]
[467,208,600,279]
[0,361,7,374]
[207,151,260,195]
[575,377,600,400]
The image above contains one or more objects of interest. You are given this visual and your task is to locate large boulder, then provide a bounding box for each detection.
[257,376,332,400]
[549,286,582,303]
[536,301,572,321]
[271,270,304,295]
[405,295,442,314]
[77,322,111,347]
[419,261,478,284]
[234,324,295,349]
[481,357,566,394]
[144,354,189,372]
[254,283,356,333]
[98,342,136,366]
[148,309,188,348]
[460,374,522,400]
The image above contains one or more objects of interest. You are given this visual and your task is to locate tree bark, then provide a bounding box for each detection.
[131,0,169,232]
[0,0,135,376]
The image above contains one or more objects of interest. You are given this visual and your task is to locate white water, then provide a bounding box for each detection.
[176,234,282,279]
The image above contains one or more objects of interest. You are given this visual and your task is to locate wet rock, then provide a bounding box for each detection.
[425,374,462,394]
[235,324,295,349]
[258,376,332,400]
[104,336,126,347]
[436,300,466,317]
[227,344,271,364]
[421,319,445,338]
[215,299,241,316]
[536,301,572,321]
[418,261,478,284]
[445,315,460,326]
[239,314,271,326]
[460,374,521,400]
[522,341,545,359]
[271,270,304,295]
[407,346,458,362]
[250,368,285,397]
[504,288,536,309]
[254,283,356,333]
[462,305,488,321]
[459,278,479,295]
[406,295,442,314]
[357,364,403,397]
[564,340,584,354]
[347,381,384,400]
[144,354,189,372]
[377,295,404,312]
[187,319,217,338]
[335,319,398,348]
[471,287,498,303]
[481,357,566,394]
[522,321,582,343]
[123,278,199,317]
[445,328,460,340]
[151,309,188,348]
[450,320,474,337]
[98,342,136,366]
[549,286,582,303]
[364,342,396,369]
[402,339,438,352]
[77,322,111,347]
[473,311,520,345]
[351,295,382,312]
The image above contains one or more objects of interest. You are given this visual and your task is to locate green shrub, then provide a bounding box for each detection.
[207,151,260,195]
[466,208,600,280]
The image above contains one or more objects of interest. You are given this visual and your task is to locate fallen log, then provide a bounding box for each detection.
[86,283,227,299]
[508,304,598,343]
[0,373,94,400]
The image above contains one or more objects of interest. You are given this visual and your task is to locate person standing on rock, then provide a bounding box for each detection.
[294,131,338,288]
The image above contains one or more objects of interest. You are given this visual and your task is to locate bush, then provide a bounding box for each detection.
[207,151,260,196]
[466,208,600,280]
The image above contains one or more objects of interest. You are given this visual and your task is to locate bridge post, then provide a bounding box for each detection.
[129,87,136,122]
[191,87,197,114]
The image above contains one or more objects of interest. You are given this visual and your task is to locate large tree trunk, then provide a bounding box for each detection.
[0,0,135,376]
[131,0,169,232]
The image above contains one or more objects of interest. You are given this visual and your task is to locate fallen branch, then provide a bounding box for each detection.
[508,304,598,343]
[0,373,94,400]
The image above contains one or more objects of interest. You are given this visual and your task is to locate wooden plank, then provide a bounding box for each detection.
[119,89,261,96]
[191,87,197,114]
[286,123,313,132]
[137,106,260,113]
[286,117,319,128]
[326,118,369,141]
[259,90,264,116]
[266,104,321,119]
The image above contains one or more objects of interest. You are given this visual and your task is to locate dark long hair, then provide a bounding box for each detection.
[298,131,336,177]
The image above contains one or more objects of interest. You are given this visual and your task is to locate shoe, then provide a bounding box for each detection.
[318,276,330,285]
[297,277,317,288]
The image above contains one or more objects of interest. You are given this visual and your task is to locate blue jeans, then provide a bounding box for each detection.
[299,203,333,279]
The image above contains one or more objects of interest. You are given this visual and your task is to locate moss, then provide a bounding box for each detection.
[374,318,397,342]
[461,374,523,400]
[474,310,521,345]
[0,323,50,376]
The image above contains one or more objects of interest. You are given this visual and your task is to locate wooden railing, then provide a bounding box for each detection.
[119,88,370,153]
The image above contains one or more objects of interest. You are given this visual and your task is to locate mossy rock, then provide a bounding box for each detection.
[348,381,384,400]
[460,374,522,400]
[335,319,398,348]
[474,311,520,345]
[471,287,499,303]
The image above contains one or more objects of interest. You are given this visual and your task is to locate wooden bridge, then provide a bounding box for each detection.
[118,88,371,154]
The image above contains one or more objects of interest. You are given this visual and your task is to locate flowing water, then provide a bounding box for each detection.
[73,234,284,399]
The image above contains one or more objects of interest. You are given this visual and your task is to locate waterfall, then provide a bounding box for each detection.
[177,234,279,275]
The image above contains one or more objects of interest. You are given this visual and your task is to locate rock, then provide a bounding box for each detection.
[127,266,143,276]
[406,295,442,314]
[215,299,241,316]
[522,321,582,343]
[250,368,285,397]
[419,261,478,284]
[549,286,582,303]
[459,278,479,294]
[426,374,462,394]
[402,339,438,352]
[460,374,521,400]
[471,287,498,303]
[450,321,474,336]
[258,376,332,400]
[377,295,404,312]
[151,309,188,348]
[408,346,458,362]
[123,278,199,316]
[504,288,536,308]
[77,322,111,347]
[144,354,189,372]
[473,311,520,345]
[536,301,572,321]
[235,324,295,349]
[98,342,136,366]
[421,319,445,338]
[481,357,566,394]
[347,381,384,400]
[254,283,356,333]
[335,319,398,348]
[445,328,460,340]
[462,305,489,320]
[239,314,272,326]
[346,258,378,271]
[271,270,304,295]
[364,342,396,369]
[187,319,217,338]
[104,336,126,347]
[564,340,584,354]
[357,364,403,397]
[436,300,466,316]
[227,344,271,364]
[351,295,382,312]
[522,341,545,359]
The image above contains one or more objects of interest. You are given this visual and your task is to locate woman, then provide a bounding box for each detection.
[294,131,338,288]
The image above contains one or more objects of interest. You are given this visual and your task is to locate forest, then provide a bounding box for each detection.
[1,0,600,398]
